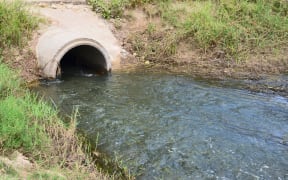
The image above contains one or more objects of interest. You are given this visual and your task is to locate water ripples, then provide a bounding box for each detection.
[36,72,288,179]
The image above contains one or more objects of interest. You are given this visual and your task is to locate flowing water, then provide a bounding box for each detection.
[36,71,288,179]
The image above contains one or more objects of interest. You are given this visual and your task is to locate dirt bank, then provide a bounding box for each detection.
[111,8,288,80]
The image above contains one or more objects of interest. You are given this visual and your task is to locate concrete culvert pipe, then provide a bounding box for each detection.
[36,29,111,79]
[60,45,108,76]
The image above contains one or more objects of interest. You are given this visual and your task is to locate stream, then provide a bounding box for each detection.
[35,71,288,179]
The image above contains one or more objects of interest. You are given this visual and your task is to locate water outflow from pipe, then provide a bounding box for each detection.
[35,71,288,179]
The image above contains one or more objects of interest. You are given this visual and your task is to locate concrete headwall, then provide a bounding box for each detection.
[35,5,122,78]
[37,29,111,78]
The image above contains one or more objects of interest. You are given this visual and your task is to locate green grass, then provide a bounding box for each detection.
[0,0,49,153]
[0,0,38,48]
[91,0,288,60]
[89,0,168,18]
[29,171,66,180]
[0,1,110,179]
[0,61,109,178]
[0,61,20,97]
[0,93,55,153]
[0,161,19,178]
[160,0,288,59]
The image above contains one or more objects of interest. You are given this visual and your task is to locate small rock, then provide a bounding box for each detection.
[38,3,47,8]
[51,4,57,9]
[145,61,150,65]
[12,151,33,170]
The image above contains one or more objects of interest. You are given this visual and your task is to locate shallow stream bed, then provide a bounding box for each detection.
[35,71,288,179]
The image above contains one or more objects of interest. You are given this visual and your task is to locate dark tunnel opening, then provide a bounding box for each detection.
[59,45,108,77]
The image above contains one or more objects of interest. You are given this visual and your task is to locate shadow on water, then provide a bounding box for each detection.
[35,70,288,179]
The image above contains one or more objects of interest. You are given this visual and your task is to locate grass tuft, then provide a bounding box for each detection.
[0,161,19,177]
[89,0,169,18]
[0,0,38,49]
[0,62,21,97]
[0,95,49,152]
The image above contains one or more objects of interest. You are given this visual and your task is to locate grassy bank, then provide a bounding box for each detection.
[159,0,288,59]
[0,1,108,179]
[90,0,288,78]
[0,0,38,48]
[0,64,110,179]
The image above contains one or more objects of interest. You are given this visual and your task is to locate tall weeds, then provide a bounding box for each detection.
[0,62,20,96]
[0,0,38,48]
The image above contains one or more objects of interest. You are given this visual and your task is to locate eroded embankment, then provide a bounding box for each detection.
[92,0,288,96]
[89,0,288,81]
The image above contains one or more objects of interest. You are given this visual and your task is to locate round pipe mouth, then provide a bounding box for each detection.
[59,44,109,77]
[37,30,111,79]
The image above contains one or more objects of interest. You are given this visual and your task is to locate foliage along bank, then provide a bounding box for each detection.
[90,0,288,78]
